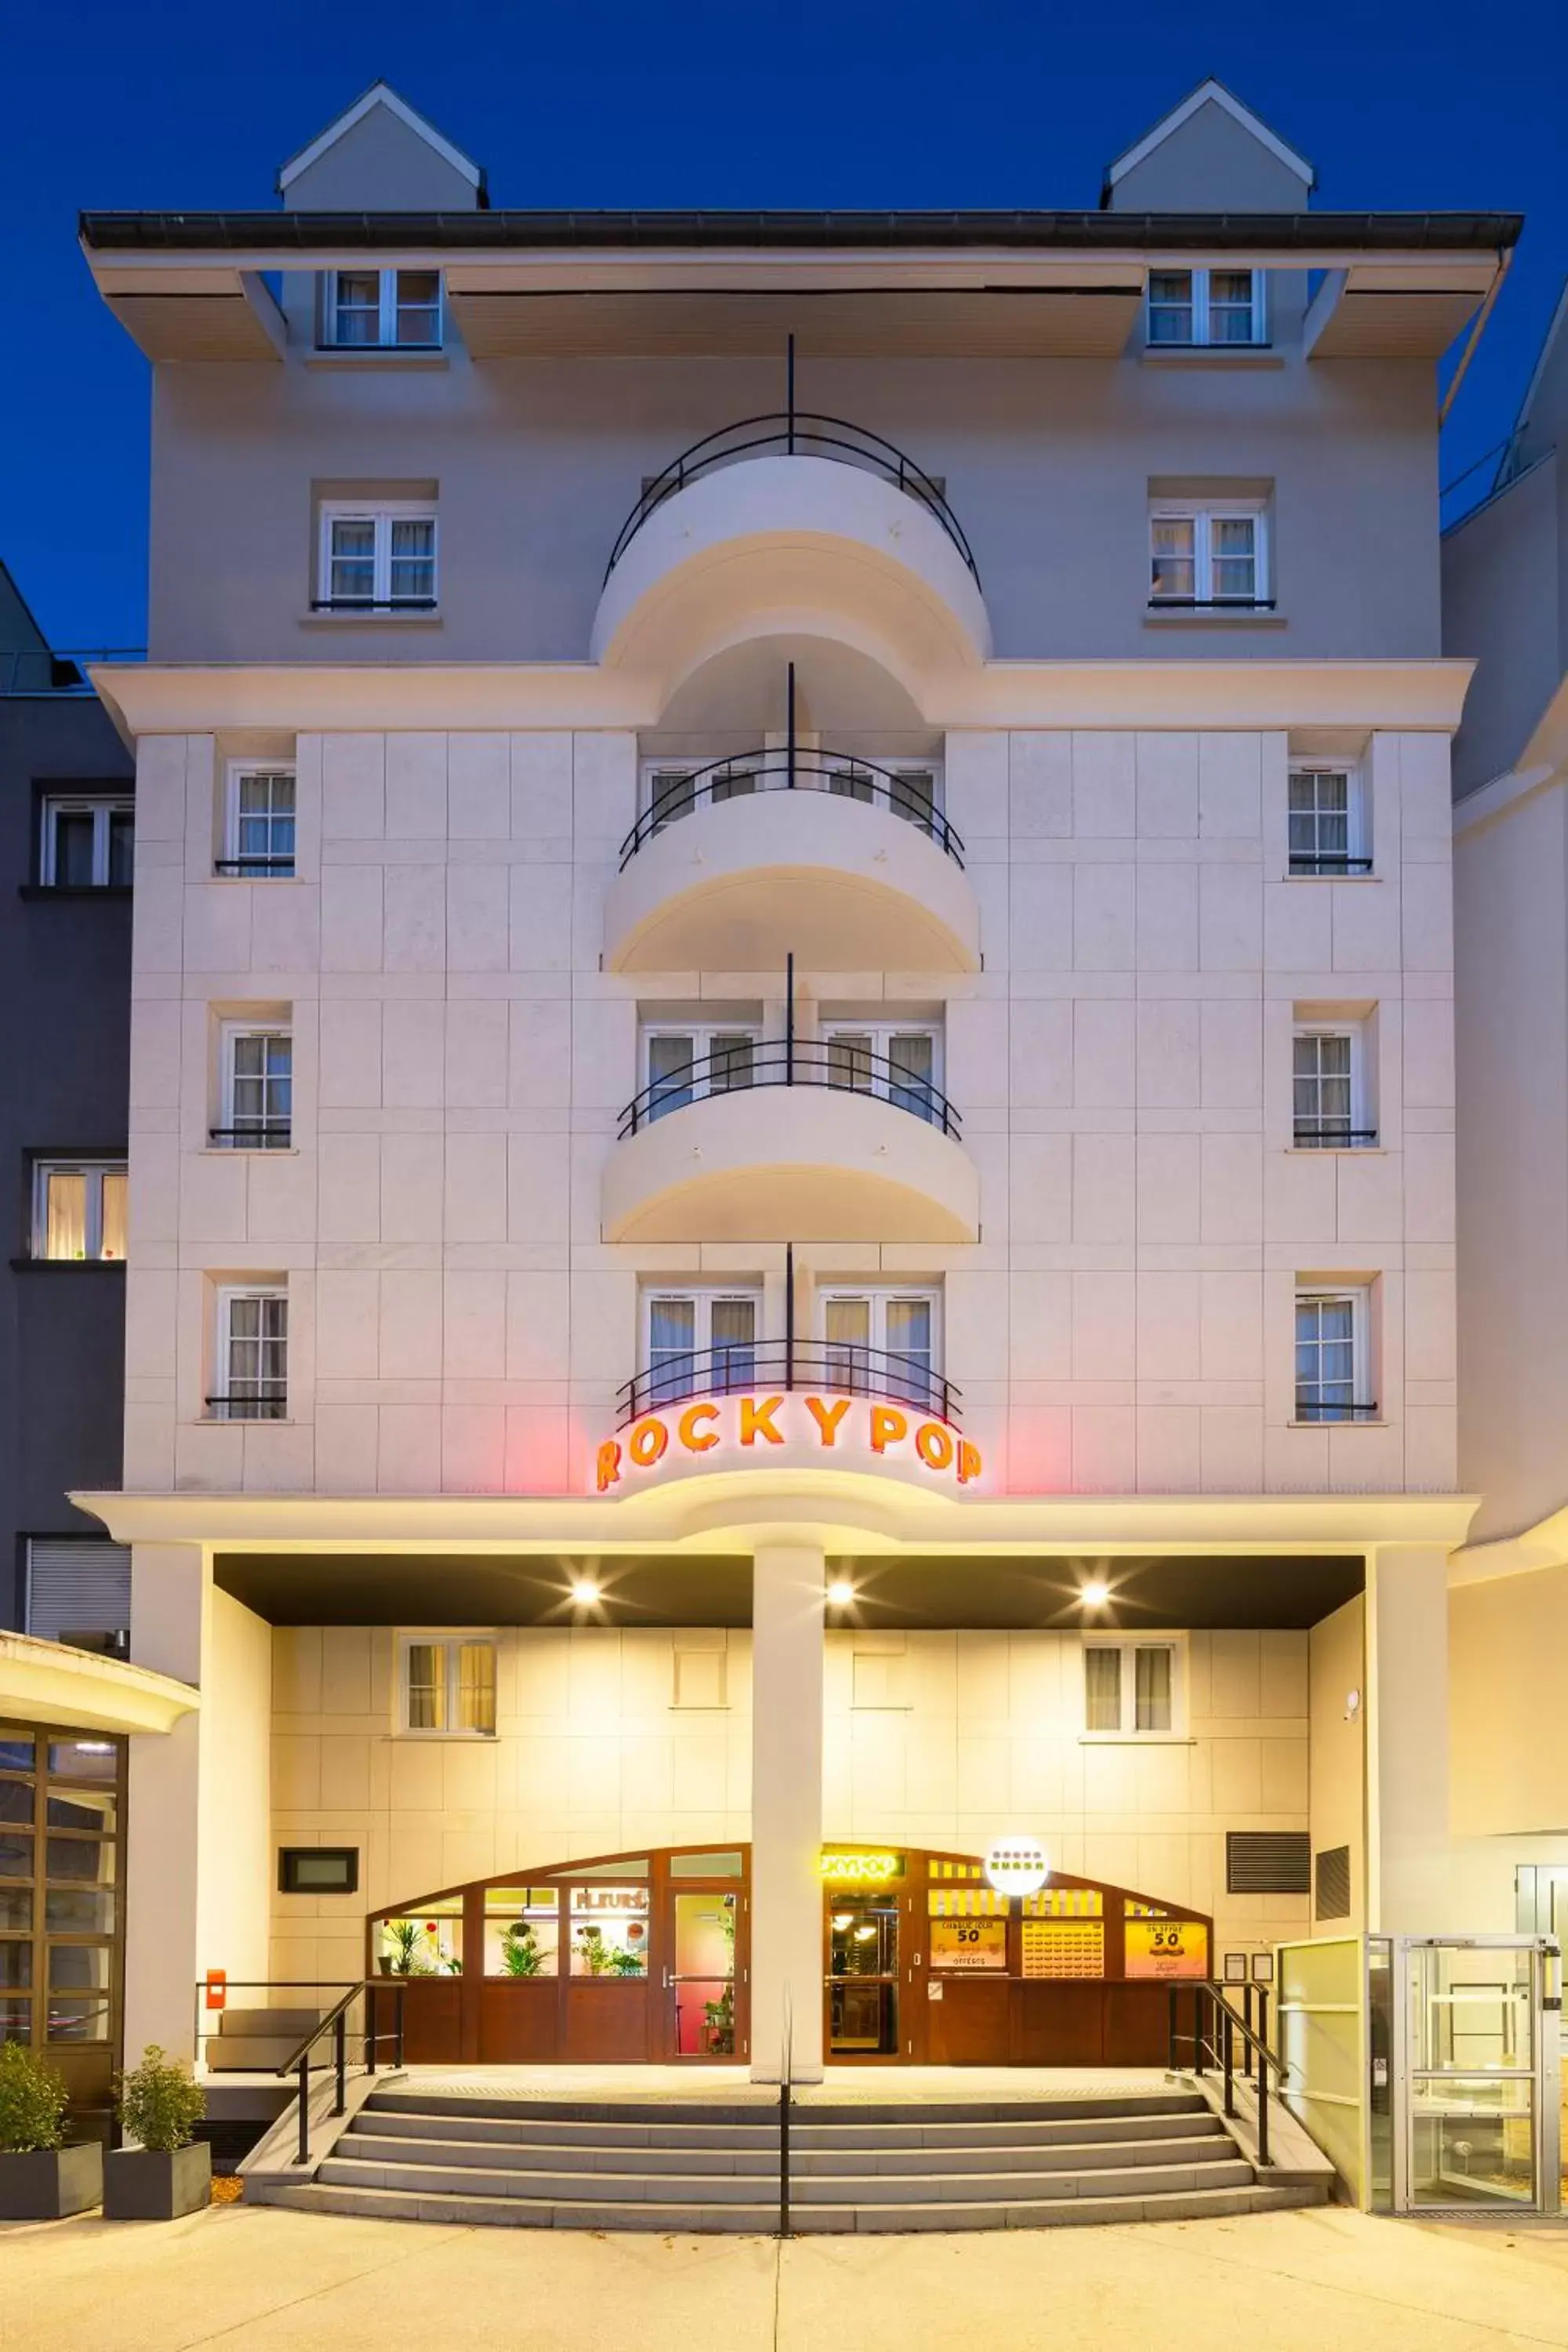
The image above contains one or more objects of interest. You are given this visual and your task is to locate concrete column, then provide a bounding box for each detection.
[750,1536,825,2082]
[1364,1544,1458,1931]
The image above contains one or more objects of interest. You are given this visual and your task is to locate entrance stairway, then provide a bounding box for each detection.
[248,2085,1330,2230]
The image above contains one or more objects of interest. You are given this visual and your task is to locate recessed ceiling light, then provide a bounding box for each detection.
[826,1578,855,1607]
[569,1577,601,1606]
[1080,1580,1112,1608]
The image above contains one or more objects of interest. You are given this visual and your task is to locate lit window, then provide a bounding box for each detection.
[1295,1288,1375,1422]
[1293,1025,1374,1149]
[1082,1639,1182,1737]
[211,1287,288,1421]
[1150,503,1269,608]
[821,1023,941,1123]
[641,1025,758,1123]
[317,503,437,612]
[1147,268,1265,347]
[819,1288,944,1417]
[322,269,442,350]
[399,1637,497,1736]
[39,797,132,887]
[1288,768,1371,874]
[643,1290,760,1409]
[31,1162,127,1261]
[220,766,296,878]
[214,1026,292,1150]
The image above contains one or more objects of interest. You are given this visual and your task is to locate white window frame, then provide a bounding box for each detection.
[639,755,760,831]
[217,1022,293,1149]
[817,1284,944,1414]
[321,267,443,350]
[1291,1021,1374,1149]
[30,1160,129,1261]
[1287,764,1372,876]
[39,795,134,887]
[222,761,297,879]
[1149,500,1270,608]
[1080,1634,1189,1742]
[819,1020,944,1116]
[317,500,438,612]
[643,1286,763,1365]
[641,1020,760,1118]
[396,1632,498,1738]
[212,1283,289,1421]
[1294,1284,1375,1423]
[1146,266,1267,348]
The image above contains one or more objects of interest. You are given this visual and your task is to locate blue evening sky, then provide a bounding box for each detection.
[2,0,1563,648]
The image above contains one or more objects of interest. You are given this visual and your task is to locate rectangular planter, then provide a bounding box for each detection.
[104,2141,212,2220]
[0,2142,103,2219]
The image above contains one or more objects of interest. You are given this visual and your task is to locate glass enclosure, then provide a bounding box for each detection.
[0,1729,122,2053]
[1406,1943,1539,2209]
[670,1890,737,2056]
[570,1882,650,1977]
[376,1896,462,1977]
[483,1888,560,1977]
[828,1892,900,2054]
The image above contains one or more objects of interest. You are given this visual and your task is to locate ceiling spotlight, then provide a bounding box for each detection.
[826,1578,855,1608]
[1080,1580,1112,1609]
[569,1577,601,1606]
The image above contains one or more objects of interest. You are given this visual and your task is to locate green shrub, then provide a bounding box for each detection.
[0,2042,70,2152]
[115,2045,206,2154]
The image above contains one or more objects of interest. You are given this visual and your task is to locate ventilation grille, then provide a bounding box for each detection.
[25,1539,132,1645]
[1226,1831,1310,1895]
[1316,1844,1352,1922]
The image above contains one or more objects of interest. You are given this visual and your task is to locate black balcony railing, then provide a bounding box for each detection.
[1294,1397,1379,1422]
[604,411,979,586]
[308,598,437,615]
[209,1125,292,1150]
[617,1341,960,1429]
[1292,1126,1378,1149]
[1288,854,1374,875]
[205,1388,288,1421]
[214,855,296,878]
[619,747,964,870]
[618,1038,960,1142]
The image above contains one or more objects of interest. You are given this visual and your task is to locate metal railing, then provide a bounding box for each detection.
[307,598,438,615]
[1148,597,1277,612]
[214,856,296,878]
[1288,853,1374,876]
[619,747,964,870]
[619,1038,960,1142]
[191,1977,407,2169]
[604,412,978,586]
[1168,1980,1286,2167]
[205,1388,288,1421]
[1294,1396,1379,1422]
[208,1124,292,1149]
[617,1340,961,1428]
[0,647,144,695]
[1293,1126,1378,1149]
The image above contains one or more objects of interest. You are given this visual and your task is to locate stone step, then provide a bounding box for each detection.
[255,2176,1327,2233]
[318,2151,1254,2207]
[217,2008,323,2038]
[207,2034,316,2072]
[361,2089,1207,2129]
[337,2126,1234,2181]
[354,2104,1223,2154]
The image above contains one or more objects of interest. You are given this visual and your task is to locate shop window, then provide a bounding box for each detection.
[569,1882,649,1976]
[484,1886,561,1976]
[1082,1637,1185,1739]
[375,1901,461,1975]
[0,1724,121,2054]
[397,1635,496,1737]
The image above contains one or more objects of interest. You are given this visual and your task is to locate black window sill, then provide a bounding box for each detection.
[18,884,133,901]
[9,1257,127,1272]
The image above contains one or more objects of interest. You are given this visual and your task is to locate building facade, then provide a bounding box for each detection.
[31,78,1549,2096]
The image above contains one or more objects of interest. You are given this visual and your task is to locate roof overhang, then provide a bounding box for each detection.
[1305,261,1501,361]
[91,264,287,361]
[0,1629,198,1737]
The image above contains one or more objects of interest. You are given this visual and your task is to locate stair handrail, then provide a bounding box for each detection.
[777,1988,793,2239]
[1167,1979,1287,2167]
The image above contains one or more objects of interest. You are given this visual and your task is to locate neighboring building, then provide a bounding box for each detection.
[1445,285,1568,1883]
[54,75,1546,2132]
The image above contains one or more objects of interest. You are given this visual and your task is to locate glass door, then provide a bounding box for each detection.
[666,1889,739,2058]
[826,1890,901,2056]
[1403,1941,1548,2209]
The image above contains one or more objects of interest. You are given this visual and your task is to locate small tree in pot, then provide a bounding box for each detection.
[106,2046,210,2219]
[0,2043,102,2218]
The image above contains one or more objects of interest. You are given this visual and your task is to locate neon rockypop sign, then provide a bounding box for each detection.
[595,1392,982,1494]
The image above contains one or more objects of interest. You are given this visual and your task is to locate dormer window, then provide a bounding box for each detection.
[1147,268,1265,348]
[321,269,442,351]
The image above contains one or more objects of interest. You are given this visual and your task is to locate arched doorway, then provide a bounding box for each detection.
[367,1842,1211,2069]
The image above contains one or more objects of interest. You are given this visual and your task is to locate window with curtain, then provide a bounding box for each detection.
[223,768,296,877]
[1295,1290,1371,1420]
[318,504,437,611]
[323,268,442,349]
[218,1029,292,1149]
[1083,1640,1181,1737]
[31,1163,128,1262]
[821,1290,938,1412]
[642,1027,757,1122]
[1147,267,1265,347]
[1149,503,1267,607]
[646,1290,760,1404]
[398,1638,497,1735]
[1288,768,1370,873]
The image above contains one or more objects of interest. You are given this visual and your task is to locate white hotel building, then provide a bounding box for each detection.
[5,76,1561,2213]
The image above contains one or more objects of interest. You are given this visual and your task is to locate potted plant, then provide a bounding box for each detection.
[607,1946,646,1977]
[0,2043,102,2218]
[501,1923,543,1977]
[106,2045,209,2220]
[382,1919,430,1976]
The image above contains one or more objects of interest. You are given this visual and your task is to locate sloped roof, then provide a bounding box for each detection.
[1103,76,1316,201]
[275,78,485,200]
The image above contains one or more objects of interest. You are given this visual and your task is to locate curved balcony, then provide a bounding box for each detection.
[604,749,980,974]
[604,412,979,588]
[615,1342,961,1432]
[601,1042,978,1245]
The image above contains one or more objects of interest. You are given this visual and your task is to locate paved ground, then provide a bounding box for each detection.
[9,2201,1568,2351]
